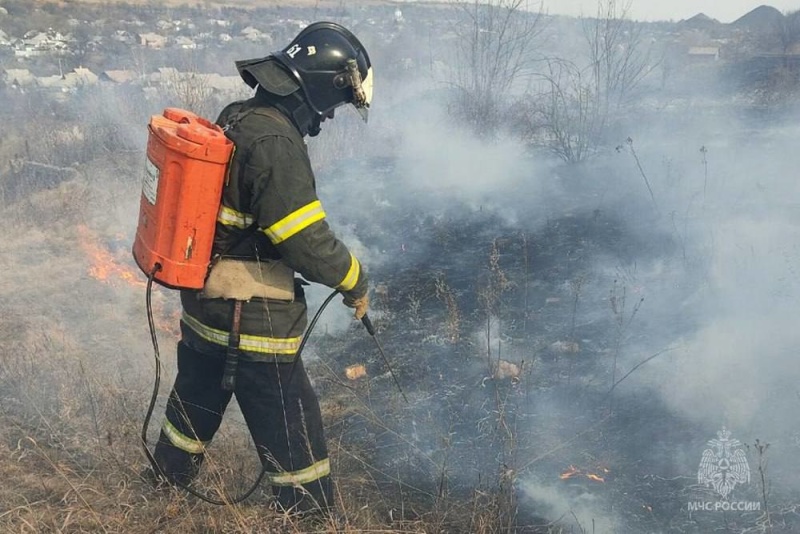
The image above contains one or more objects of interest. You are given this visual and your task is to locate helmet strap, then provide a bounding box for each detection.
[257,87,320,137]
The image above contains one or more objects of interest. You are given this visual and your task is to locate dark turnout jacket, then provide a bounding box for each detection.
[179,94,368,362]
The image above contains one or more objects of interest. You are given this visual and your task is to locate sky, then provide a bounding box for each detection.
[542,0,799,22]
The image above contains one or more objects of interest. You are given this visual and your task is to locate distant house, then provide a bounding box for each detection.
[147,66,180,85]
[15,32,48,58]
[70,66,98,85]
[3,68,36,89]
[201,73,244,93]
[35,67,97,94]
[158,66,179,77]
[139,32,167,49]
[174,35,197,50]
[100,69,137,83]
[241,26,272,44]
[688,46,720,62]
[36,74,66,91]
[112,30,137,45]
[15,29,72,58]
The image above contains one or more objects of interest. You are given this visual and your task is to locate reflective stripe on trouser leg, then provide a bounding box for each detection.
[234,357,333,512]
[153,341,234,485]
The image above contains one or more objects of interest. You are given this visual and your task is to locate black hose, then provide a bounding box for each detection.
[141,267,339,505]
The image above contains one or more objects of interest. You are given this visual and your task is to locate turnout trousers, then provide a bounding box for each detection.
[152,340,333,513]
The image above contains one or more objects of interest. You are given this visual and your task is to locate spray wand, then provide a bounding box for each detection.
[286,294,408,404]
[360,314,408,404]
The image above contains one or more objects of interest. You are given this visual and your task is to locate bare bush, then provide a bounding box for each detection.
[448,0,544,136]
[518,58,603,163]
[161,69,217,118]
[517,0,655,162]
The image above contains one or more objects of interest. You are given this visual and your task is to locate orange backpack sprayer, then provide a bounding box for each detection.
[133,108,233,289]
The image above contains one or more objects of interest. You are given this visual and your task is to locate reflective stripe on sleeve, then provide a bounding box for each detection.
[181,312,302,355]
[218,205,254,229]
[262,200,326,244]
[162,419,208,455]
[336,254,361,292]
[268,458,331,486]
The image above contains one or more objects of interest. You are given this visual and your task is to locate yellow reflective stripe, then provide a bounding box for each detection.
[263,200,326,244]
[162,420,207,454]
[336,254,360,292]
[217,205,254,229]
[269,458,331,486]
[181,312,302,355]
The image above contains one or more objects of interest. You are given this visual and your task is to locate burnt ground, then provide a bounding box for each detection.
[299,156,800,533]
[1,150,796,532]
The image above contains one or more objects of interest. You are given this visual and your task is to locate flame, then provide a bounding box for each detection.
[559,465,580,480]
[559,465,608,483]
[78,225,179,337]
[78,225,145,288]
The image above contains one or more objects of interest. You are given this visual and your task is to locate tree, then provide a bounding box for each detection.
[771,9,800,57]
[448,0,544,136]
[161,69,215,118]
[519,59,603,164]
[517,0,654,163]
[750,9,800,104]
[583,0,651,120]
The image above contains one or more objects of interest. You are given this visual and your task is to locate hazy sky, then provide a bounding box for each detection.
[544,0,798,22]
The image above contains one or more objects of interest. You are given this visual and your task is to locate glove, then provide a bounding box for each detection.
[343,294,369,320]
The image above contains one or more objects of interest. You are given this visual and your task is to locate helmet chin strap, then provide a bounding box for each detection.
[256,87,323,137]
[308,114,323,137]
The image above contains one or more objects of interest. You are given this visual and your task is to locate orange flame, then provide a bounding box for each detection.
[560,465,608,483]
[559,465,580,480]
[78,225,145,288]
[78,225,179,338]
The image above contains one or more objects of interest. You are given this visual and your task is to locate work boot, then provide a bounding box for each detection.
[138,466,172,491]
[152,438,203,487]
[270,498,343,532]
[273,476,334,516]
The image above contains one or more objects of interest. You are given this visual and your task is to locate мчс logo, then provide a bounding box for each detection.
[697,427,751,499]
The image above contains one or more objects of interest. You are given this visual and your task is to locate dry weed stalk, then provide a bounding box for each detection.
[608,279,644,394]
[435,275,462,343]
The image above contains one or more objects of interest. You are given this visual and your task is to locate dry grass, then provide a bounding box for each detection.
[0,173,564,533]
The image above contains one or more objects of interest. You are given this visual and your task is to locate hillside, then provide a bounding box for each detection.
[732,4,784,30]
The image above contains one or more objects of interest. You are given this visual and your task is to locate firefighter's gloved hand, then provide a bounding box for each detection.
[343,294,369,320]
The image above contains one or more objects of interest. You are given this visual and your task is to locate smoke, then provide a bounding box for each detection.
[607,113,800,451]
[3,4,800,532]
[318,23,800,525]
[521,479,621,532]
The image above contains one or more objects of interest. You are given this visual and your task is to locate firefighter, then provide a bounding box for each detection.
[146,22,372,516]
